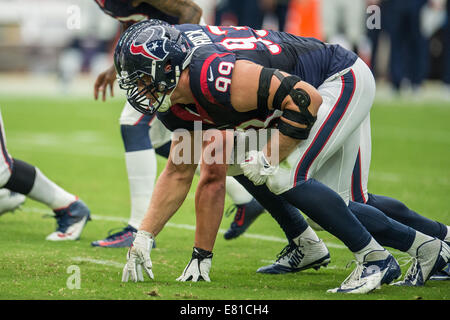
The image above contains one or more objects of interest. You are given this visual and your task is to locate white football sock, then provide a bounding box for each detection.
[406,231,435,257]
[225,177,253,205]
[354,238,388,263]
[445,226,450,242]
[28,168,77,210]
[125,149,157,229]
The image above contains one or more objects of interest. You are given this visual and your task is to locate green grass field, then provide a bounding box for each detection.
[0,94,449,302]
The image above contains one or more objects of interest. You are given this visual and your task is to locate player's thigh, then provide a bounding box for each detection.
[351,114,371,203]
[314,128,361,204]
[0,111,13,185]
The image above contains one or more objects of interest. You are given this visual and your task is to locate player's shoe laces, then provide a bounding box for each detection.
[392,239,450,286]
[256,237,331,274]
[224,198,265,240]
[91,225,137,248]
[46,199,90,241]
[327,251,401,294]
[0,189,25,216]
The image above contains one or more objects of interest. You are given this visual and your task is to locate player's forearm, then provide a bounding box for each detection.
[264,132,300,165]
[194,165,227,251]
[139,165,195,236]
[177,3,202,24]
[137,0,202,24]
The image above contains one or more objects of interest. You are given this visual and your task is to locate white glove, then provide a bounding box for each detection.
[122,230,155,282]
[240,150,278,186]
[176,247,213,282]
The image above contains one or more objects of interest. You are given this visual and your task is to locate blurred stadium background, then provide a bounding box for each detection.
[0,0,448,100]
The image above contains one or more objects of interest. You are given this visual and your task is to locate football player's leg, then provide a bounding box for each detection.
[0,111,25,215]
[280,130,377,258]
[233,174,330,274]
[93,102,157,247]
[234,175,309,240]
[349,200,450,286]
[271,62,376,256]
[366,194,449,241]
[274,60,400,292]
[121,104,161,231]
[353,115,450,243]
[223,176,265,240]
[0,110,88,239]
[4,157,91,241]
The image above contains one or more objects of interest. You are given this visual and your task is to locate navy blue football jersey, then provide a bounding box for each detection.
[158,24,358,131]
[93,0,179,24]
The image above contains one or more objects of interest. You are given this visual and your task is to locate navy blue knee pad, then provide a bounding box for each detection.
[121,123,152,152]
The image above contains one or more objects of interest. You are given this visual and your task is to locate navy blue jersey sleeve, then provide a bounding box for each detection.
[189,45,237,111]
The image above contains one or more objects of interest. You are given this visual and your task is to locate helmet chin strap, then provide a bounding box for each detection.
[155,65,180,112]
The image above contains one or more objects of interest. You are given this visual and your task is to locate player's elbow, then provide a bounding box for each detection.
[309,89,323,112]
[180,3,203,24]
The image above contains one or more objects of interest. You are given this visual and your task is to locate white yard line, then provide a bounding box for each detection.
[71,257,124,269]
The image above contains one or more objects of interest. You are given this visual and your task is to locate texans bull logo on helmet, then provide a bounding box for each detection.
[130,27,169,61]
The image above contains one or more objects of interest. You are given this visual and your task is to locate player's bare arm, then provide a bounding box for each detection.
[132,0,202,24]
[122,136,199,283]
[194,130,232,252]
[230,60,323,163]
[139,132,198,236]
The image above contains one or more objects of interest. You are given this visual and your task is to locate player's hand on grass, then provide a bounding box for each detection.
[122,230,154,282]
[176,247,213,282]
[94,64,116,101]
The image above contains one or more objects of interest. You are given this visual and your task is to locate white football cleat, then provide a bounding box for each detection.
[0,189,25,216]
[392,239,450,286]
[257,237,330,274]
[328,250,401,294]
[46,199,90,241]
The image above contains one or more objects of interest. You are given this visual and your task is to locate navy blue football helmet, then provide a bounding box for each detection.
[114,19,192,114]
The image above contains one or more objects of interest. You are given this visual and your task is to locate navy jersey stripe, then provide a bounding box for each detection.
[351,148,366,203]
[294,70,356,185]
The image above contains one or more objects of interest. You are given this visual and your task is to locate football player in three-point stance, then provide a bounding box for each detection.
[115,21,449,292]
[91,0,265,248]
[0,109,90,240]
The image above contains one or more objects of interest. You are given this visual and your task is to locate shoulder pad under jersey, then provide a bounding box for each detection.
[189,45,237,112]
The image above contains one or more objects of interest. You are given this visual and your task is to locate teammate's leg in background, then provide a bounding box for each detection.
[223,176,265,240]
[0,110,89,240]
[92,104,157,248]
